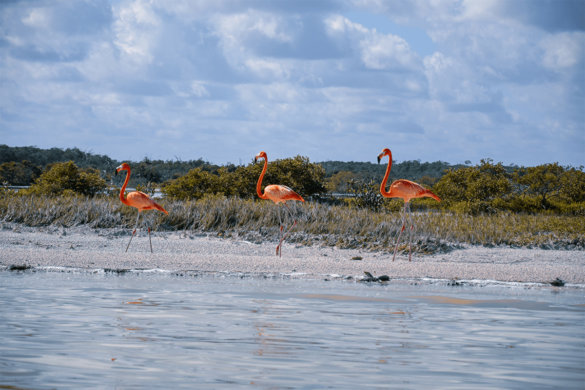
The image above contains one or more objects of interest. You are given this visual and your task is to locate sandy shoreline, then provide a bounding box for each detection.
[1,224,584,286]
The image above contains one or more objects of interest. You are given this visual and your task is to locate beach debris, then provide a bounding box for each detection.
[448,279,462,286]
[351,256,363,261]
[104,268,129,274]
[550,278,565,287]
[8,264,32,272]
[361,271,390,283]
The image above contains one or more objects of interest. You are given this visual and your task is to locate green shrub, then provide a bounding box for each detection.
[0,160,42,186]
[27,161,106,197]
[163,155,326,200]
[433,159,510,210]
[162,168,221,200]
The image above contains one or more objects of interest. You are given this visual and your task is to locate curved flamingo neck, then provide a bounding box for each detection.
[380,152,393,197]
[119,168,132,206]
[256,158,269,200]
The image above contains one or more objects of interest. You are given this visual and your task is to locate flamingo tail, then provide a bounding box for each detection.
[153,201,169,215]
[424,190,441,202]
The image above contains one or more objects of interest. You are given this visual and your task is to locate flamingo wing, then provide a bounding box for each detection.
[388,180,440,202]
[264,184,304,204]
[126,191,169,214]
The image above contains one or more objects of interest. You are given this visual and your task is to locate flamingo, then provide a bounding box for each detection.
[254,151,305,257]
[377,148,440,261]
[115,163,168,253]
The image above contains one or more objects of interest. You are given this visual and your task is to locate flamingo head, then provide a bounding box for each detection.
[377,148,392,164]
[115,162,130,175]
[254,151,267,163]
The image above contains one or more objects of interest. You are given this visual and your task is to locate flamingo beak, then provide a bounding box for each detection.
[377,155,382,164]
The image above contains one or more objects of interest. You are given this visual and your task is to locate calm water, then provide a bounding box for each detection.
[0,270,584,389]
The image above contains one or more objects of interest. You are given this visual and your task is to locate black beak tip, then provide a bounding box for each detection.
[377,156,381,164]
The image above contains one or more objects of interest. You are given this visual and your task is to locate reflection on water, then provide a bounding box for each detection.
[0,271,584,389]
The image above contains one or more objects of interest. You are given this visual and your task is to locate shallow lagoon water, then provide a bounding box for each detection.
[1,270,584,389]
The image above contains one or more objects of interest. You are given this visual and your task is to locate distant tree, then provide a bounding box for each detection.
[222,155,326,199]
[346,179,382,211]
[162,168,222,200]
[513,163,585,211]
[220,164,261,198]
[326,171,357,193]
[559,167,585,203]
[268,156,326,196]
[0,160,42,186]
[134,158,163,183]
[28,161,106,197]
[163,155,326,200]
[433,159,511,213]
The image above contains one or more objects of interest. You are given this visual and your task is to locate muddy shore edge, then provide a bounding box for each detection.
[1,224,584,286]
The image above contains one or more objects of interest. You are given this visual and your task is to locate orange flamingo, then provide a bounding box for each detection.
[115,163,168,253]
[254,151,305,257]
[377,148,440,261]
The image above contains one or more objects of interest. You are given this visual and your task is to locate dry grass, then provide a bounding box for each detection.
[1,192,583,253]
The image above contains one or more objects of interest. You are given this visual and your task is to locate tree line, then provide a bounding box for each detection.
[1,145,584,215]
[1,144,460,187]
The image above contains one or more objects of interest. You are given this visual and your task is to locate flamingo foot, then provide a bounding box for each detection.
[276,244,282,257]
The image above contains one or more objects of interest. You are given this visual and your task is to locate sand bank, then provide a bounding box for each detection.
[1,224,584,285]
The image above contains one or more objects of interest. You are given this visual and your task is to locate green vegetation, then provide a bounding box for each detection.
[27,161,106,197]
[1,145,457,188]
[432,160,585,215]
[0,144,219,187]
[320,160,458,183]
[433,159,512,214]
[1,145,584,252]
[0,160,41,186]
[1,192,583,251]
[163,155,326,200]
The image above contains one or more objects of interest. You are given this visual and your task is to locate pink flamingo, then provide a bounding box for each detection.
[254,151,304,256]
[115,163,168,252]
[378,148,441,261]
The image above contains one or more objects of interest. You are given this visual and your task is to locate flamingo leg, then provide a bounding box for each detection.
[276,205,283,257]
[392,202,408,261]
[148,227,153,253]
[279,203,298,256]
[406,202,414,262]
[126,211,141,253]
[276,203,298,257]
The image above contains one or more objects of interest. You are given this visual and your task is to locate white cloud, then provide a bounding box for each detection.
[22,8,51,29]
[325,14,420,71]
[1,0,583,166]
[541,32,585,70]
[113,0,160,64]
[244,58,290,80]
[189,81,210,98]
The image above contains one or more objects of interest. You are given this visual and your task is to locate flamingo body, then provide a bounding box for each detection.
[125,190,168,214]
[263,184,305,204]
[115,163,167,252]
[254,151,304,256]
[383,179,440,203]
[378,148,440,261]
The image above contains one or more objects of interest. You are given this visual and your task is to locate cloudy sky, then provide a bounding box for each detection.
[1,0,584,167]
